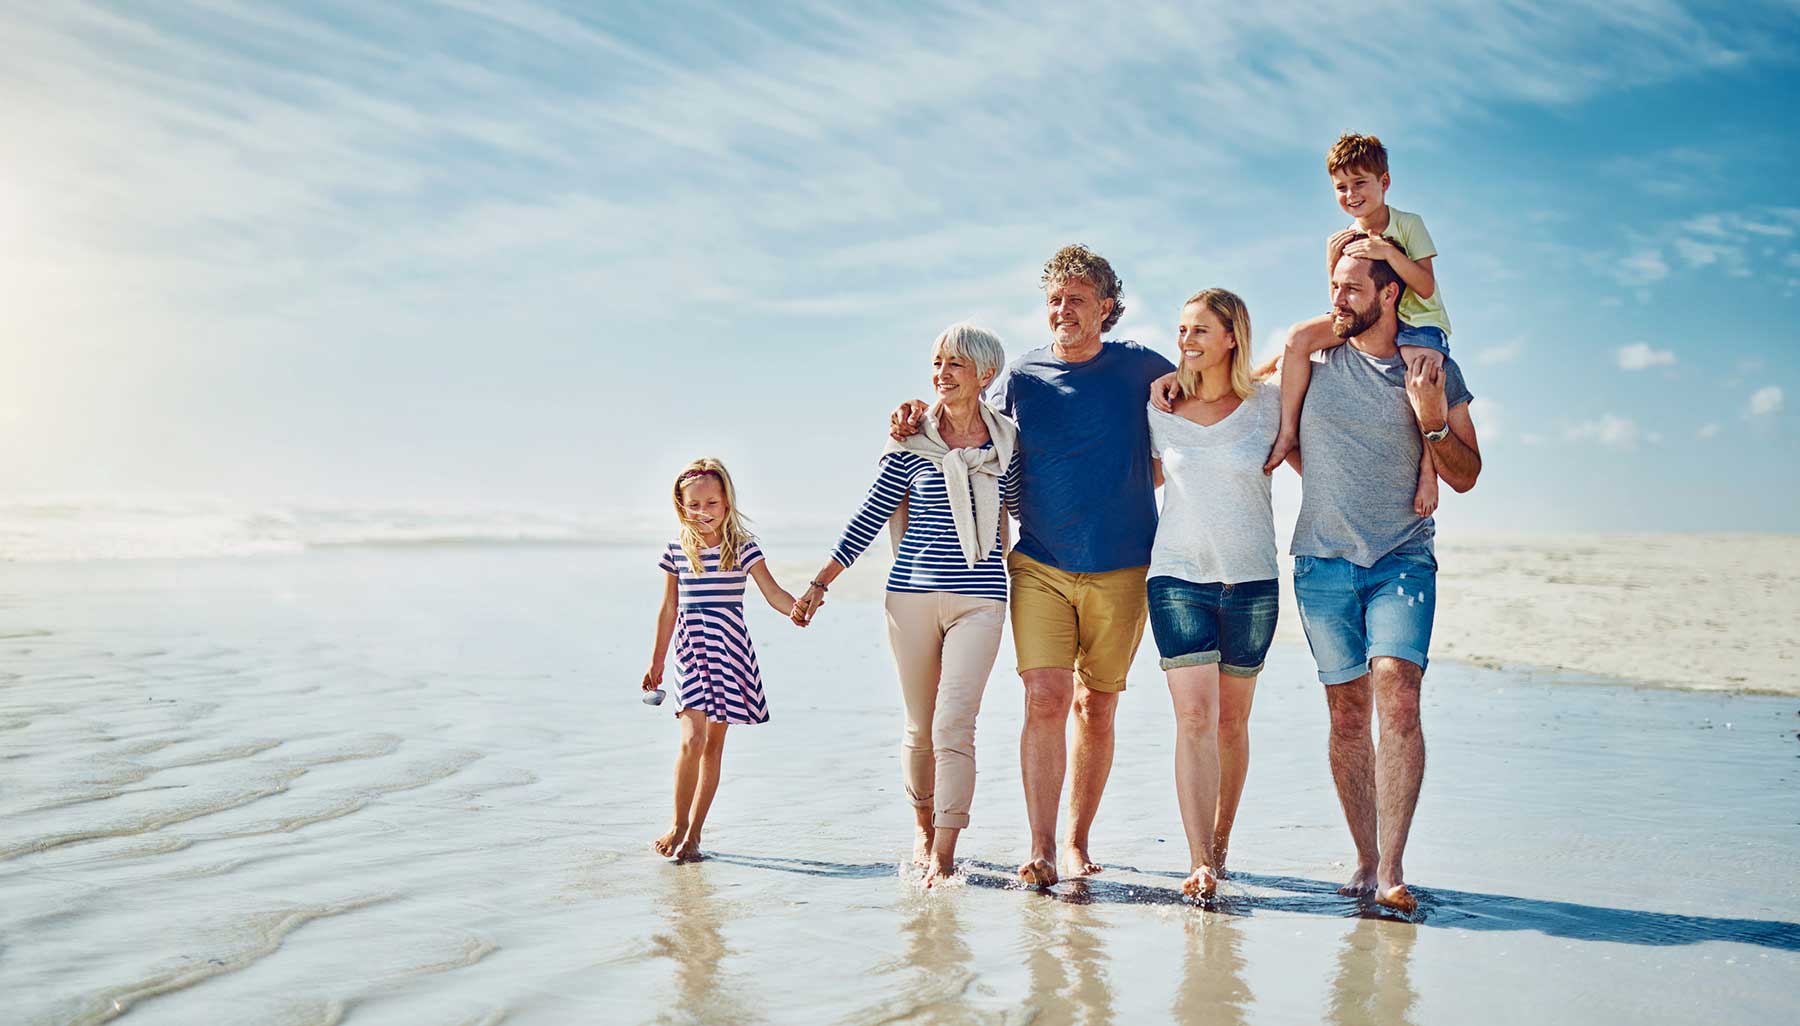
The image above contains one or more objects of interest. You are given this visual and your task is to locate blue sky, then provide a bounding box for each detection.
[3,0,1797,534]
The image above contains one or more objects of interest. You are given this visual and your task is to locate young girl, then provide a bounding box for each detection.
[643,457,806,862]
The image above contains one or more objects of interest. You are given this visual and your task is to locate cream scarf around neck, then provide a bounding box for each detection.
[881,401,1018,567]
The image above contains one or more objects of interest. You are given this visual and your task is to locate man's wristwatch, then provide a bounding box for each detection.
[1422,422,1451,443]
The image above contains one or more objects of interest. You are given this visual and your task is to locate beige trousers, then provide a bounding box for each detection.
[884,591,1006,829]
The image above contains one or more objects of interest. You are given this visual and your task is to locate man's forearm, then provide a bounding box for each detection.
[1427,431,1480,492]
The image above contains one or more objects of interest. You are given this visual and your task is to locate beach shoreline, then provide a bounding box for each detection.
[771,530,1800,697]
[3,544,1796,1025]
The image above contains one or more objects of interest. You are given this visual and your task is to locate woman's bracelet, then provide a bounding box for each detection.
[809,579,830,592]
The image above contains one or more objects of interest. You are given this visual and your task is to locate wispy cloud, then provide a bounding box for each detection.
[1611,248,1672,287]
[1616,342,1677,370]
[1565,414,1644,449]
[1698,423,1721,439]
[1,0,1795,527]
[1475,339,1525,367]
[1748,386,1785,417]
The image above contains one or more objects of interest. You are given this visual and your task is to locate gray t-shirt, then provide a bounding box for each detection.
[1148,382,1282,585]
[1290,343,1473,568]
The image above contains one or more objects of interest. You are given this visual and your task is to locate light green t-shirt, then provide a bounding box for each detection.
[1350,207,1450,336]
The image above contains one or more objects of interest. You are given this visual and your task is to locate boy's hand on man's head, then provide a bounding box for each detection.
[1344,234,1398,262]
[1327,228,1359,260]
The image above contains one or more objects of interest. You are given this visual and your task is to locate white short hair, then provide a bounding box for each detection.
[932,322,1006,389]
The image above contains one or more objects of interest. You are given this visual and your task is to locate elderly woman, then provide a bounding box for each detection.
[794,323,1020,887]
[1147,288,1298,899]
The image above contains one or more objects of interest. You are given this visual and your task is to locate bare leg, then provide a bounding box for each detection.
[924,826,960,887]
[1325,678,1379,895]
[657,710,707,857]
[1371,658,1425,912]
[1167,665,1220,898]
[912,806,935,867]
[1018,668,1074,886]
[1213,671,1259,876]
[1412,443,1439,517]
[1400,343,1443,517]
[675,720,729,861]
[1064,684,1119,878]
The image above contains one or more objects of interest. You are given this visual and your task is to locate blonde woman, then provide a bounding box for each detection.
[795,324,1020,887]
[1146,289,1298,898]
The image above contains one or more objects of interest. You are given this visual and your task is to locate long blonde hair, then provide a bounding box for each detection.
[671,457,752,574]
[1175,288,1256,401]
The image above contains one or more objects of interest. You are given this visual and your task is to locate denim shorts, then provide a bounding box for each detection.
[1292,548,1437,685]
[1396,323,1450,356]
[1145,576,1279,676]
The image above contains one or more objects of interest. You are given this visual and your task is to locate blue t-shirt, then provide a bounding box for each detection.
[991,340,1176,573]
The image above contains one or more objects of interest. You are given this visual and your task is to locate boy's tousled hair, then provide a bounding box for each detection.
[1326,132,1389,178]
[1040,244,1125,333]
[1175,288,1256,401]
[672,457,752,574]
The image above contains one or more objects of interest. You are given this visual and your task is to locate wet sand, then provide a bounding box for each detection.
[3,546,1798,1024]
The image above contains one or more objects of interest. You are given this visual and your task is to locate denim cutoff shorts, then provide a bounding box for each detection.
[1292,547,1437,685]
[1145,576,1279,676]
[1395,323,1449,357]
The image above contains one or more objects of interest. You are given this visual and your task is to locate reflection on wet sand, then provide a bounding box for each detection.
[850,894,983,1025]
[648,869,764,1026]
[1021,883,1116,1026]
[1173,912,1252,1026]
[1328,915,1419,1026]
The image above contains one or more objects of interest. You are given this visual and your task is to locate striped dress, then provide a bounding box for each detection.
[658,538,771,725]
[830,447,1023,601]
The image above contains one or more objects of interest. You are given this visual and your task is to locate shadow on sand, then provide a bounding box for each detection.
[702,852,1800,952]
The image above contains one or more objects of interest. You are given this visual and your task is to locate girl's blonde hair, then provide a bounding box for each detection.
[1175,288,1256,401]
[671,457,752,574]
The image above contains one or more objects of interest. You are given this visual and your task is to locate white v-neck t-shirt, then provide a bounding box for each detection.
[1147,381,1282,585]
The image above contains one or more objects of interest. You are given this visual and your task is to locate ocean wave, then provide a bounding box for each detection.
[0,499,680,562]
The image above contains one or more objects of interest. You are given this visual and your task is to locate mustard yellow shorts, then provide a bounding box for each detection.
[1006,551,1150,694]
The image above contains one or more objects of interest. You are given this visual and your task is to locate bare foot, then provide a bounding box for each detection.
[1413,474,1439,517]
[1017,857,1059,888]
[924,852,957,888]
[1212,843,1230,880]
[912,824,936,867]
[673,838,705,863]
[1375,883,1418,914]
[1060,844,1102,878]
[653,826,684,858]
[1181,865,1218,900]
[1338,866,1378,897]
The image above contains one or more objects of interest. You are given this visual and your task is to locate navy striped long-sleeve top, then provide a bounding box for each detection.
[830,446,1022,601]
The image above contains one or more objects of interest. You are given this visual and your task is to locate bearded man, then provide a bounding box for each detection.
[1283,239,1482,912]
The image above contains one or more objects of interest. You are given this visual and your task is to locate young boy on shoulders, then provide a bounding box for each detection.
[1268,133,1454,515]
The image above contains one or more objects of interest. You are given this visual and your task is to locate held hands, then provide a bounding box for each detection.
[791,585,825,626]
[889,400,929,442]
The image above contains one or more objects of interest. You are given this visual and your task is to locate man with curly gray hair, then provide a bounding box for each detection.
[893,243,1174,886]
